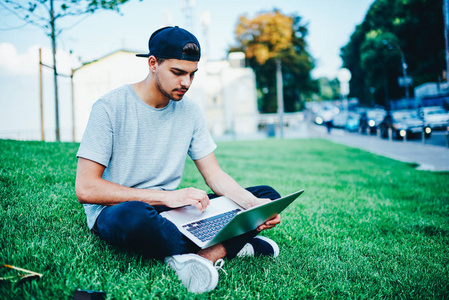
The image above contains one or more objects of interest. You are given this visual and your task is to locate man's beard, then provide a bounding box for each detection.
[155,72,185,101]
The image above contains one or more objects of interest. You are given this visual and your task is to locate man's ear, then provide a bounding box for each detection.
[148,56,158,72]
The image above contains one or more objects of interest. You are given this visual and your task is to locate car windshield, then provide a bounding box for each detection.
[426,108,446,115]
[348,113,360,120]
[393,111,419,120]
[367,110,386,119]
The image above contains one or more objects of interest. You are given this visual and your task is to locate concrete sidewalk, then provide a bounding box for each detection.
[218,121,449,172]
[319,128,449,172]
[282,122,449,172]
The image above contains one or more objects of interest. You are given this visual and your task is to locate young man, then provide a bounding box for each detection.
[75,26,282,294]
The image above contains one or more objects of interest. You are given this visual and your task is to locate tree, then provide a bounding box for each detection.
[0,0,135,141]
[360,31,405,108]
[231,9,316,113]
[316,77,340,100]
[341,0,446,107]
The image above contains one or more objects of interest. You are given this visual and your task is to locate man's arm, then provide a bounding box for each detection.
[75,157,210,211]
[194,152,280,231]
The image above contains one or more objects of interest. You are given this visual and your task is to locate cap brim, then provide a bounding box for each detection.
[136,53,150,57]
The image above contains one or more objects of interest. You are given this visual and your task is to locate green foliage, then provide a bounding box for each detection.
[341,0,446,106]
[316,77,341,100]
[359,31,405,107]
[1,0,133,36]
[231,9,316,113]
[1,139,448,299]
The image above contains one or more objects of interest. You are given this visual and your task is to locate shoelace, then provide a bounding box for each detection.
[214,259,228,275]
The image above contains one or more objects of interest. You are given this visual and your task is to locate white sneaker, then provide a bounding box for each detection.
[165,254,220,294]
[236,236,280,258]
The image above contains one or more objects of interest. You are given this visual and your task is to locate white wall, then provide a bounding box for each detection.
[73,51,148,141]
[73,50,259,141]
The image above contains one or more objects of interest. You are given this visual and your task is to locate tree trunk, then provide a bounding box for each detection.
[50,0,60,141]
[276,58,284,138]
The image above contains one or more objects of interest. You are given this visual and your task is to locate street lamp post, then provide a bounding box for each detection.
[383,40,410,99]
[276,58,284,138]
[399,50,410,99]
[444,0,449,83]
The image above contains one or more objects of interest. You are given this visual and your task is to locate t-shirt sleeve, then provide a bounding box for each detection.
[76,100,113,167]
[188,107,217,160]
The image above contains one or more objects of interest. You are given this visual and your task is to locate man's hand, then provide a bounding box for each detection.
[76,158,210,210]
[167,188,210,212]
[250,198,281,231]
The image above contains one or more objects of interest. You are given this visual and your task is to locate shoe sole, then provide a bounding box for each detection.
[165,254,218,293]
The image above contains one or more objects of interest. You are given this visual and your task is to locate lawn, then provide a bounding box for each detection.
[0,138,448,299]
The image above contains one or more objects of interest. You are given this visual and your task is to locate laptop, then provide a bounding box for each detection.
[160,189,304,249]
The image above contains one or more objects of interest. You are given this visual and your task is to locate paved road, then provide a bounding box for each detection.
[218,121,449,172]
[407,131,448,147]
[354,130,448,147]
[305,124,449,172]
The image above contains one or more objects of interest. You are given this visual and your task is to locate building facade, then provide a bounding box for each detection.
[73,50,259,142]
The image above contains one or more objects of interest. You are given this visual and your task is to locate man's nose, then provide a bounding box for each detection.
[180,74,192,88]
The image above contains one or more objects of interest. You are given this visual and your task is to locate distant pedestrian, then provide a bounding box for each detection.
[325,119,333,133]
[322,113,333,133]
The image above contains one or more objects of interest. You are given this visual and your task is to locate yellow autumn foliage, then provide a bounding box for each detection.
[236,11,294,64]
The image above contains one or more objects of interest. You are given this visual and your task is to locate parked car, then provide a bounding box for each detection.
[331,111,348,129]
[359,108,386,134]
[329,111,362,132]
[345,112,361,132]
[313,104,339,125]
[418,106,449,131]
[379,110,431,140]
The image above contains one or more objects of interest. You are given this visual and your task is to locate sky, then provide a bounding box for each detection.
[0,0,374,140]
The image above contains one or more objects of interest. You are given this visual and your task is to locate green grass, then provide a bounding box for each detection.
[1,138,448,299]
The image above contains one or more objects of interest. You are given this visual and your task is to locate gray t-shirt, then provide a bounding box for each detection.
[77,84,217,229]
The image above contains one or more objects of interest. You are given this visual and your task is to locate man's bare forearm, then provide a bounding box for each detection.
[75,176,168,206]
[193,153,260,208]
[204,169,258,209]
[75,157,210,210]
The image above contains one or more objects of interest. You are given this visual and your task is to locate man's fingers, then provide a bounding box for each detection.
[257,214,281,231]
[194,198,208,212]
[193,200,204,211]
[199,192,209,211]
[266,214,281,225]
[190,190,209,212]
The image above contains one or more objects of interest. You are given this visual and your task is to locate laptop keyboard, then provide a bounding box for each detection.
[182,209,241,242]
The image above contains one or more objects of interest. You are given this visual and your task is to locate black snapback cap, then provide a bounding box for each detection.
[136,26,201,61]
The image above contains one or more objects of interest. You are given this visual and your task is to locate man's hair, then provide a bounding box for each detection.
[182,42,200,57]
[156,42,200,65]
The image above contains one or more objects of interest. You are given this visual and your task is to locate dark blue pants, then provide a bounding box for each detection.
[92,185,280,260]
